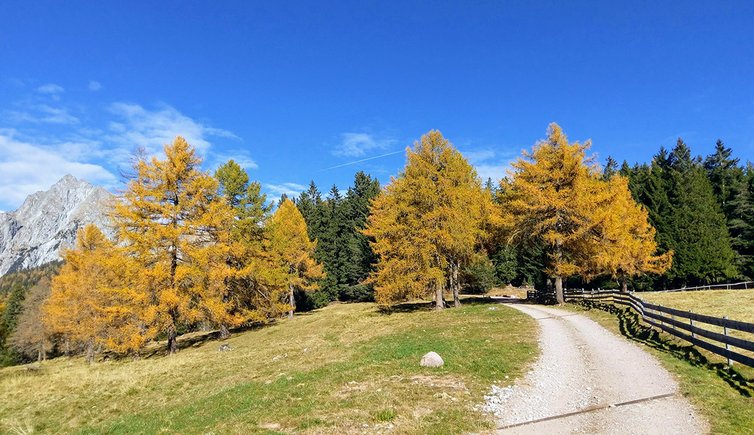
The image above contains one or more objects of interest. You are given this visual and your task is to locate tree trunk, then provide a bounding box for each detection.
[219,324,230,340]
[86,340,95,364]
[167,324,178,355]
[452,262,461,308]
[554,276,564,305]
[288,284,295,319]
[621,278,629,293]
[435,280,445,310]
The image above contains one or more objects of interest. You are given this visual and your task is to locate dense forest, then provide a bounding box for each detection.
[0,124,752,365]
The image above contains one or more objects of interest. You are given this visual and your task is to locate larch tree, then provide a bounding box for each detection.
[268,199,324,318]
[586,175,672,291]
[112,137,234,354]
[500,123,609,304]
[9,279,52,362]
[365,130,488,309]
[44,225,143,361]
[215,160,288,328]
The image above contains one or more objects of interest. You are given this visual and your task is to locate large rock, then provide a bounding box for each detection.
[420,351,444,368]
[0,175,113,276]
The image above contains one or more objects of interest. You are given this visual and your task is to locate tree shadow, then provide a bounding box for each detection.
[573,300,754,397]
[377,296,518,314]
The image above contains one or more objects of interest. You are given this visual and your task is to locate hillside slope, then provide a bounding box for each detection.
[0,301,536,434]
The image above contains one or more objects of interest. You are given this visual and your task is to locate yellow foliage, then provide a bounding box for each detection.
[365,130,490,308]
[111,136,236,352]
[501,123,670,298]
[586,175,673,286]
[268,199,324,315]
[44,225,146,356]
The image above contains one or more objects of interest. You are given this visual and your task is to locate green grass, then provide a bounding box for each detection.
[0,301,537,434]
[565,301,754,434]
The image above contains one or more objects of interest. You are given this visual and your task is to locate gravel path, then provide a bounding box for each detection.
[484,304,707,434]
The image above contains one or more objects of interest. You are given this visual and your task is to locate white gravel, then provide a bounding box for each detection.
[484,304,708,434]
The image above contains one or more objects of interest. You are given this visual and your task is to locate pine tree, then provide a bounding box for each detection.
[729,164,754,278]
[268,199,324,318]
[112,137,235,354]
[664,139,737,285]
[603,156,618,180]
[704,140,742,213]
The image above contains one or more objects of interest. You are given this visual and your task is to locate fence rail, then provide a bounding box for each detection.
[653,281,754,293]
[564,289,754,368]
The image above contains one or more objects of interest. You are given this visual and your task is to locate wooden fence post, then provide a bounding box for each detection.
[724,316,732,367]
[689,311,695,341]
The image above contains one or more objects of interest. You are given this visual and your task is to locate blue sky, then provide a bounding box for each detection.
[1,1,754,210]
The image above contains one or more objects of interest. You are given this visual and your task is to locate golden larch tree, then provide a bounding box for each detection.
[587,175,672,291]
[268,199,324,318]
[365,130,489,309]
[500,123,611,304]
[112,136,235,353]
[44,225,144,361]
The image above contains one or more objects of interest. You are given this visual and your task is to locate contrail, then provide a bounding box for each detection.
[321,149,405,171]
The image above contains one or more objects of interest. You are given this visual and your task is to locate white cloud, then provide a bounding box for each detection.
[460,148,514,183]
[333,132,395,157]
[36,83,64,95]
[7,104,79,124]
[208,151,258,170]
[105,102,240,164]
[0,133,116,210]
[265,182,306,198]
[88,81,102,91]
[462,149,496,165]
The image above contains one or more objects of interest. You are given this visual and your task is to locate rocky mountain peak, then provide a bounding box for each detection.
[0,175,113,276]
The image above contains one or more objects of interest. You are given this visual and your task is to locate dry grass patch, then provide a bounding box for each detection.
[0,301,537,434]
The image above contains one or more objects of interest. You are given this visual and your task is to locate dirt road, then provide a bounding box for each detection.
[484,304,707,434]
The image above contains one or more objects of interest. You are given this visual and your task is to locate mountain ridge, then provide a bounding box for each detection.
[0,175,113,276]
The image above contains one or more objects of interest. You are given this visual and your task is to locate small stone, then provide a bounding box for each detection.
[218,343,232,352]
[420,351,444,368]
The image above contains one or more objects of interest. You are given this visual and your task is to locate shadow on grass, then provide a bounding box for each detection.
[133,321,274,359]
[378,296,522,314]
[573,300,754,398]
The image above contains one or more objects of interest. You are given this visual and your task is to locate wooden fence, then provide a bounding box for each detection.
[564,289,754,368]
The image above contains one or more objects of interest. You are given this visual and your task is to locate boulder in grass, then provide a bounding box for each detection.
[420,351,444,368]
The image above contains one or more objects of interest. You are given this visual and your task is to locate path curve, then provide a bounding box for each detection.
[486,304,707,434]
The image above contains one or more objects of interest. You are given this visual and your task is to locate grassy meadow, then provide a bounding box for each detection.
[638,289,754,323]
[0,300,537,434]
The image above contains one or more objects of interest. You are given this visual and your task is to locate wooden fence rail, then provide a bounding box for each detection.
[564,289,754,368]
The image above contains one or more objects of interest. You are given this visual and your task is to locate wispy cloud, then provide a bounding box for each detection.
[7,104,80,125]
[36,83,64,95]
[88,81,102,91]
[105,102,240,164]
[265,182,306,198]
[0,132,116,211]
[333,132,396,157]
[460,148,515,183]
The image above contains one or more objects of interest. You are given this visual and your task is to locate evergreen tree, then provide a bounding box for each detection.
[603,156,618,180]
[728,164,754,278]
[663,139,737,285]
